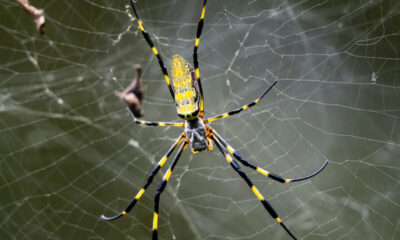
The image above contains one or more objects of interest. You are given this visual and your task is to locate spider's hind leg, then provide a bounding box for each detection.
[204,80,277,124]
[211,135,298,240]
[152,140,189,239]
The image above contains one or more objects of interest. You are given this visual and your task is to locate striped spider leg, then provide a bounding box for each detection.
[129,0,175,99]
[101,133,185,221]
[126,107,184,127]
[211,129,328,183]
[152,140,189,239]
[210,133,299,240]
[193,0,207,117]
[204,80,277,124]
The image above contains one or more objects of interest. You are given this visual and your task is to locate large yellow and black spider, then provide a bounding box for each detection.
[101,1,328,239]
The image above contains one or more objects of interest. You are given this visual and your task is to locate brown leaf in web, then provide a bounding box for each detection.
[115,64,145,118]
[15,0,45,34]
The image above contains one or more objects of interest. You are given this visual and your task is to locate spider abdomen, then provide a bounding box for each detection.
[170,55,200,120]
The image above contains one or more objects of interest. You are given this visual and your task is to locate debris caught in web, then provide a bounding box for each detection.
[15,0,45,34]
[115,64,145,117]
[371,72,377,84]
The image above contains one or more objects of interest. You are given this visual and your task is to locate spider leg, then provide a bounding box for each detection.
[204,80,277,124]
[101,133,186,221]
[211,129,328,183]
[152,140,189,239]
[126,107,184,127]
[211,135,298,240]
[193,0,207,118]
[129,0,175,99]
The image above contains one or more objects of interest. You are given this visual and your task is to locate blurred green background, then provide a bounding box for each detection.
[0,0,399,239]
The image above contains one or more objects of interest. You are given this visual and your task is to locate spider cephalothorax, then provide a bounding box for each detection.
[101,1,328,240]
[185,118,209,152]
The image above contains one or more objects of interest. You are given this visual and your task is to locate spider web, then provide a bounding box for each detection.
[1,0,399,239]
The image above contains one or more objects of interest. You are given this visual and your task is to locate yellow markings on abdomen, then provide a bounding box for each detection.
[170,55,199,120]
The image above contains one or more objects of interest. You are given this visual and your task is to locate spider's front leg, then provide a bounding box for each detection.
[204,80,277,124]
[129,0,175,99]
[126,107,184,127]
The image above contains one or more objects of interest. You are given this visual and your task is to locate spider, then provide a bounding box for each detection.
[101,1,328,239]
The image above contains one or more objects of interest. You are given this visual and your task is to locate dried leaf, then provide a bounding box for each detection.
[16,0,45,34]
[115,64,145,117]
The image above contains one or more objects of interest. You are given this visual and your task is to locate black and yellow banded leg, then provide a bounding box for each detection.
[193,0,207,118]
[204,80,278,124]
[211,129,328,183]
[129,0,175,99]
[101,133,186,221]
[126,107,184,127]
[153,140,189,240]
[211,135,298,240]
